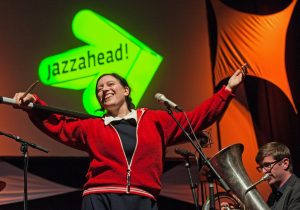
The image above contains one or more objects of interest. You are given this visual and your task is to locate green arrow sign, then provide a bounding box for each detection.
[38,9,163,116]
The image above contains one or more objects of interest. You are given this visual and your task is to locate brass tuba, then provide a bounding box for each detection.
[202,143,270,210]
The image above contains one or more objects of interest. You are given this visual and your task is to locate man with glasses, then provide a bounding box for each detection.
[255,142,300,209]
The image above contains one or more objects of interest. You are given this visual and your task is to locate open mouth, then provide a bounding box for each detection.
[102,93,113,103]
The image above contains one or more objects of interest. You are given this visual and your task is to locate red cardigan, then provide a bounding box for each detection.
[28,86,233,200]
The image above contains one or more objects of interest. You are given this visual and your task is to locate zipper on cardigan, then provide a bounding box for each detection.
[125,109,144,194]
[126,167,131,193]
[108,109,146,194]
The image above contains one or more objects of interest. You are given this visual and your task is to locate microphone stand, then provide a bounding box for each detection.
[0,130,48,210]
[183,156,200,210]
[175,148,200,210]
[165,108,230,204]
[196,155,206,207]
[207,171,216,210]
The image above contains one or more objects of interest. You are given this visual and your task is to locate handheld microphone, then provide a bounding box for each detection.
[245,173,270,195]
[154,93,182,111]
[175,147,195,158]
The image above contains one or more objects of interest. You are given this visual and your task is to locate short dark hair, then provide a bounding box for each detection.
[95,73,135,111]
[255,142,293,172]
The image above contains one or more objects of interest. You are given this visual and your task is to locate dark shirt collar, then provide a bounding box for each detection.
[270,174,294,203]
[277,174,294,193]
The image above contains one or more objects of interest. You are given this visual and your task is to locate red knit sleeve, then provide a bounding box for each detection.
[25,95,88,151]
[161,86,234,146]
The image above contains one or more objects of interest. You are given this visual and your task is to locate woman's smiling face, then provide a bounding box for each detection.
[96,75,129,113]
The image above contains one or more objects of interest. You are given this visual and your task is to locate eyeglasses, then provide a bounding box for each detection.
[256,159,282,173]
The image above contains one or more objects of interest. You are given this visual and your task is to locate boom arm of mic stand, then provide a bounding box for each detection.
[0,96,99,119]
[166,108,230,192]
[0,130,48,153]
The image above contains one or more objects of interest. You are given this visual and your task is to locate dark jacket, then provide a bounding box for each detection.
[268,174,300,210]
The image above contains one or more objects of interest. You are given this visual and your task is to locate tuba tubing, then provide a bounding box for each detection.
[206,144,270,210]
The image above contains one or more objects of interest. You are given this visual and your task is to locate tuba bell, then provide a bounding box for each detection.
[202,143,270,210]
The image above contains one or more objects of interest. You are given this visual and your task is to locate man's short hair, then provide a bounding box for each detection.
[255,142,293,172]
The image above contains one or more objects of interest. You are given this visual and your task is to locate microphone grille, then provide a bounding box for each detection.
[154,93,164,100]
